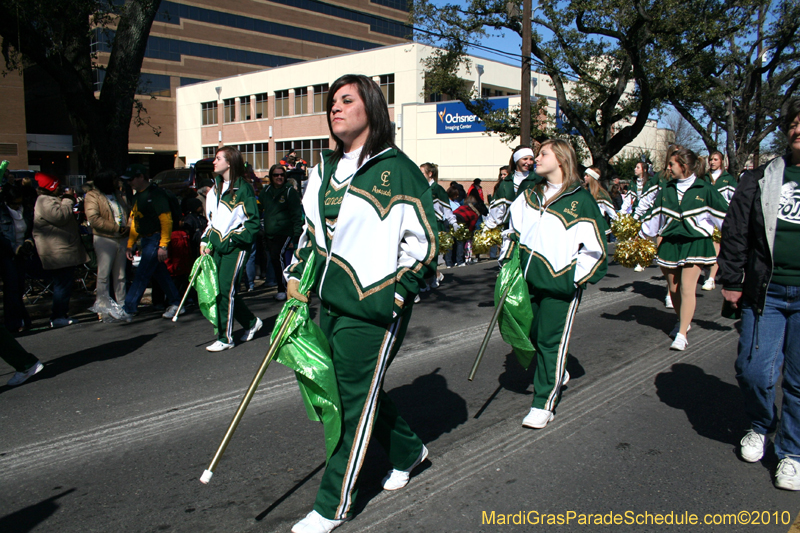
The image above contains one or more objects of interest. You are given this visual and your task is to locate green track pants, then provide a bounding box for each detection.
[529,288,582,411]
[213,248,256,344]
[313,308,424,520]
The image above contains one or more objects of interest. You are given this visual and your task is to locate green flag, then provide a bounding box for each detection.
[271,254,342,461]
[190,254,219,335]
[495,241,536,369]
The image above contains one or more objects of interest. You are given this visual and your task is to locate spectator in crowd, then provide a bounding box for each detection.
[110,164,182,321]
[32,172,89,328]
[450,180,467,203]
[718,97,800,490]
[609,183,624,211]
[84,170,130,317]
[196,178,215,213]
[468,178,484,203]
[259,164,303,301]
[1,181,34,331]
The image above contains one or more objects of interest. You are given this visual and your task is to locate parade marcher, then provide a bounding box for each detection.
[2,323,44,386]
[259,163,304,301]
[32,173,90,328]
[701,150,738,291]
[200,146,262,352]
[109,164,183,321]
[420,162,455,289]
[620,161,648,216]
[582,166,617,233]
[639,148,727,351]
[718,98,800,490]
[499,139,608,429]
[483,145,540,230]
[84,170,130,316]
[286,74,437,533]
[1,182,34,331]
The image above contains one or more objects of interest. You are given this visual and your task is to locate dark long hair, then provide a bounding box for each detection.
[326,74,395,166]
[215,146,246,202]
[94,170,117,195]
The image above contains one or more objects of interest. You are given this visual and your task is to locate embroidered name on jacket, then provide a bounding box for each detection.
[563,200,580,218]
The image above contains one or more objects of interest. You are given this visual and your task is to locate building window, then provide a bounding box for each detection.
[379,74,395,105]
[201,101,218,126]
[202,146,217,159]
[313,84,329,113]
[223,98,235,123]
[274,90,289,117]
[275,139,330,168]
[235,142,269,171]
[240,96,251,121]
[294,87,308,115]
[255,93,268,119]
[138,73,171,97]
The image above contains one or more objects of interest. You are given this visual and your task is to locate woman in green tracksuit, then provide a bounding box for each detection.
[639,147,728,351]
[500,139,608,430]
[701,150,738,290]
[200,146,262,352]
[287,74,438,533]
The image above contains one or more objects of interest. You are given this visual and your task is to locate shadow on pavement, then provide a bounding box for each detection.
[655,363,750,447]
[0,488,75,532]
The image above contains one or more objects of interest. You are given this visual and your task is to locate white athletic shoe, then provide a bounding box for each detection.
[382,445,429,491]
[562,370,570,386]
[775,458,800,490]
[634,264,645,272]
[669,323,691,339]
[740,429,766,463]
[414,294,421,303]
[240,317,262,342]
[7,361,44,386]
[291,510,344,533]
[665,293,674,309]
[701,278,716,291]
[162,305,185,319]
[670,333,688,351]
[522,407,554,429]
[206,340,234,352]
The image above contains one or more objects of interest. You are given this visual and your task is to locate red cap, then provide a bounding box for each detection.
[35,172,59,191]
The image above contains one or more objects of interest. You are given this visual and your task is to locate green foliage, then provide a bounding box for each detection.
[611,151,651,182]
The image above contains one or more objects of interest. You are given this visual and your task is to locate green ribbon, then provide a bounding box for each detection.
[190,254,219,335]
[495,242,536,369]
[271,253,342,461]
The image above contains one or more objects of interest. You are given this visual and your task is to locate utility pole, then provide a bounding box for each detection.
[520,0,532,146]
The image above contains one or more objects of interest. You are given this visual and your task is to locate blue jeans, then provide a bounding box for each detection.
[48,266,75,320]
[124,233,180,314]
[736,283,800,459]
[241,242,257,290]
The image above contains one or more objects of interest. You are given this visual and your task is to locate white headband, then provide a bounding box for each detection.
[513,148,535,163]
[585,168,600,181]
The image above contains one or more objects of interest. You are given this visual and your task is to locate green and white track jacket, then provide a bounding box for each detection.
[639,176,728,239]
[484,172,541,229]
[501,183,608,299]
[431,181,457,231]
[702,171,738,205]
[201,176,260,254]
[287,147,438,324]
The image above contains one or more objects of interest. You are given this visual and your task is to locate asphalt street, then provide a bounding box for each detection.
[1,259,799,533]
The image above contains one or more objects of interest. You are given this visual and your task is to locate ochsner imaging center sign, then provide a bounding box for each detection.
[436,98,508,134]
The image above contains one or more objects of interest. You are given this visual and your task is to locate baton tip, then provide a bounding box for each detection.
[200,470,213,484]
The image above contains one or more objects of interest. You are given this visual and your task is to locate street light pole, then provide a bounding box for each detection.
[520,0,532,146]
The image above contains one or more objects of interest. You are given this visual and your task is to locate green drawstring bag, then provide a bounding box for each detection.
[190,254,219,335]
[271,253,342,461]
[495,241,536,369]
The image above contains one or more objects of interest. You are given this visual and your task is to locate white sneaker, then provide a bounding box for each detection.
[382,445,429,491]
[240,317,262,342]
[110,307,134,322]
[701,278,716,291]
[206,340,234,352]
[414,294,421,303]
[665,293,674,309]
[522,407,554,429]
[740,429,766,463]
[291,510,344,533]
[562,370,570,386]
[275,292,287,301]
[436,271,444,283]
[7,361,44,386]
[669,323,691,339]
[162,305,185,319]
[634,264,645,272]
[775,458,800,490]
[670,333,688,351]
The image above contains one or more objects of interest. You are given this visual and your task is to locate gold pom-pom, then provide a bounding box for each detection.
[611,214,642,241]
[471,227,501,256]
[712,227,722,243]
[451,223,472,242]
[438,231,454,254]
[614,238,657,269]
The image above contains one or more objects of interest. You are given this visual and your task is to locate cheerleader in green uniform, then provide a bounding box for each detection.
[639,147,728,351]
[701,151,738,290]
[420,162,455,291]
